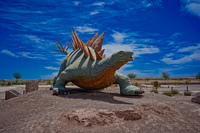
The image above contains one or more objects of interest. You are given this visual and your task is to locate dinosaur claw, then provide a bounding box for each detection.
[120,85,145,96]
[53,86,70,95]
[135,89,145,95]
[59,90,63,94]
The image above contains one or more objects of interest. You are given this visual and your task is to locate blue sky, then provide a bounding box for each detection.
[0,0,200,80]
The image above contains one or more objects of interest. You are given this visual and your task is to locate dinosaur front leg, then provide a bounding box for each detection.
[114,72,145,95]
[53,69,73,95]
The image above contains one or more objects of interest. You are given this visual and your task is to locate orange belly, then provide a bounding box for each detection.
[72,61,128,90]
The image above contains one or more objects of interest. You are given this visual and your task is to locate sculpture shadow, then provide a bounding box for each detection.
[56,88,144,105]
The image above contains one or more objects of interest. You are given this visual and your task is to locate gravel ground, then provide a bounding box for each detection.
[0,85,200,133]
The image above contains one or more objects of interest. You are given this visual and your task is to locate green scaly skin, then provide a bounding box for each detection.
[53,46,144,95]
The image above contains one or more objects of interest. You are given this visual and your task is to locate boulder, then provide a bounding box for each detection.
[191,93,200,104]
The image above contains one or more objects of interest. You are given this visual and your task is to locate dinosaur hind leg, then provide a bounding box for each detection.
[114,72,145,95]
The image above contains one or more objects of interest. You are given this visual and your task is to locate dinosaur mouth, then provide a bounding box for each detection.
[130,54,134,61]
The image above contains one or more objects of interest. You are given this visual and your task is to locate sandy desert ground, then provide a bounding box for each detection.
[0,85,200,133]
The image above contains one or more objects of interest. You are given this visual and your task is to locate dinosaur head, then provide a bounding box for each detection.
[110,50,134,66]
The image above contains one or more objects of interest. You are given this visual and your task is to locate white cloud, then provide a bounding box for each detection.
[103,43,159,57]
[111,31,129,43]
[168,41,175,45]
[0,49,18,58]
[0,49,48,60]
[19,52,47,60]
[162,43,200,64]
[25,35,43,43]
[133,46,159,57]
[45,66,59,70]
[171,32,181,37]
[161,50,200,64]
[13,34,55,50]
[178,43,200,52]
[103,43,133,57]
[186,2,200,17]
[139,0,162,9]
[74,1,80,5]
[40,72,58,79]
[117,68,158,77]
[90,11,99,15]
[93,2,105,6]
[153,60,160,63]
[54,54,66,57]
[181,0,200,17]
[75,26,98,34]
[165,53,174,57]
[159,68,178,72]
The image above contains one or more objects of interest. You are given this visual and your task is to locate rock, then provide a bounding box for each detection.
[25,82,38,93]
[140,84,146,87]
[191,94,200,104]
[5,90,21,100]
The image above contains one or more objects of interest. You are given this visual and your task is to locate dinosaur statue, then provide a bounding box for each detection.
[53,28,144,95]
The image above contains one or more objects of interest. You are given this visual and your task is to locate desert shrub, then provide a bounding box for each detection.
[173,82,180,85]
[134,82,138,86]
[173,82,177,85]
[151,90,158,94]
[1,80,7,86]
[11,80,16,85]
[184,91,191,96]
[151,82,153,85]
[179,78,184,80]
[47,80,51,85]
[20,80,26,85]
[163,92,173,97]
[185,80,190,85]
[171,90,179,94]
[7,80,12,85]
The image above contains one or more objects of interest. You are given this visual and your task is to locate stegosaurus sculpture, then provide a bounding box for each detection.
[53,28,144,95]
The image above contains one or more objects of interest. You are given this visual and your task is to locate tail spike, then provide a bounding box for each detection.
[64,41,68,50]
[88,31,99,47]
[86,38,91,46]
[66,42,71,50]
[98,49,105,56]
[102,54,105,58]
[87,47,95,61]
[95,51,103,60]
[72,29,88,57]
[70,40,75,50]
[72,28,82,49]
[55,40,62,51]
[92,31,105,52]
[58,40,64,51]
[81,41,89,58]
[71,37,76,49]
[71,30,78,49]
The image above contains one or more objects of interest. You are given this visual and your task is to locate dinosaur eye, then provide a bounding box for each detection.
[119,51,124,55]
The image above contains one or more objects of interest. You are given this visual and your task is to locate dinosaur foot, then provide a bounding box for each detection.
[53,87,70,95]
[120,85,145,96]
